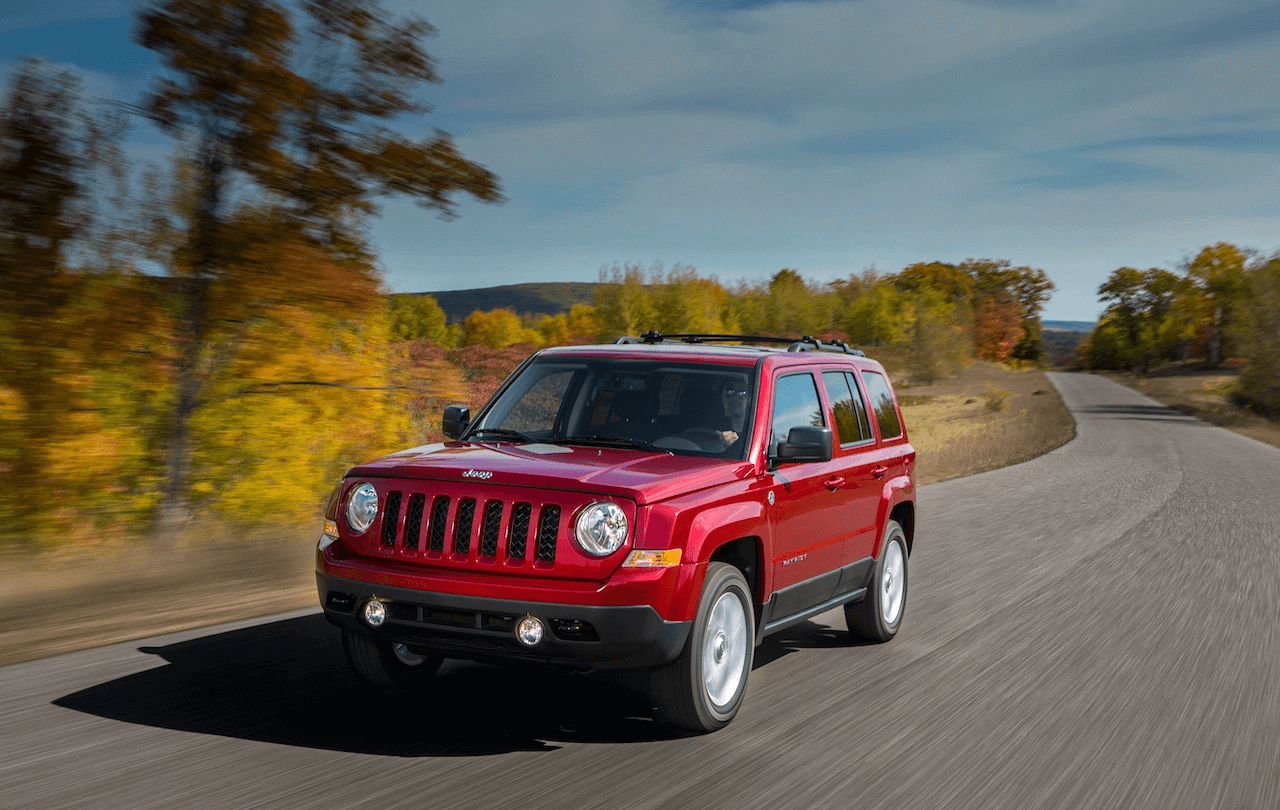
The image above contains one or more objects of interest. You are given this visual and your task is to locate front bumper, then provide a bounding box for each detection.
[318,572,692,670]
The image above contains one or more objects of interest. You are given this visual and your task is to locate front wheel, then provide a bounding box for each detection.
[844,520,908,642]
[342,629,443,690]
[651,562,755,733]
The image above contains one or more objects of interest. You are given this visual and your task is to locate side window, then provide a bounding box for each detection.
[770,373,825,453]
[822,370,871,445]
[844,372,874,441]
[860,370,902,440]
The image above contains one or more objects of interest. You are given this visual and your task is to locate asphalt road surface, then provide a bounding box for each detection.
[3,372,1279,810]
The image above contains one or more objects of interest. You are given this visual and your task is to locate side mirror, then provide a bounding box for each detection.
[442,405,471,440]
[774,426,833,465]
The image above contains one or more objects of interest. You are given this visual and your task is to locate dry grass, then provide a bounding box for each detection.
[899,361,1076,485]
[1099,368,1280,451]
[0,364,1076,666]
[0,521,317,667]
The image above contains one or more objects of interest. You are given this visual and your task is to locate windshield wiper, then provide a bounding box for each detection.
[550,435,665,453]
[465,427,535,443]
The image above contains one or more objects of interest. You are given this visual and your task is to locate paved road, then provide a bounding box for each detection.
[4,373,1279,810]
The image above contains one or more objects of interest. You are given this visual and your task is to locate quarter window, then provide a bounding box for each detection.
[823,371,872,445]
[860,371,902,440]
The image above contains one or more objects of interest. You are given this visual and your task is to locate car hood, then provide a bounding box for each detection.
[345,442,755,505]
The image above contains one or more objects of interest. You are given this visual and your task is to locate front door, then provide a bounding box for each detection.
[766,370,850,617]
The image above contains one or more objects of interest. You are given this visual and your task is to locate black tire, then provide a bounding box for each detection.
[341,629,443,690]
[652,562,755,733]
[845,519,908,643]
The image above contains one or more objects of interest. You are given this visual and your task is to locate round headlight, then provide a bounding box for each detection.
[345,482,379,534]
[574,502,628,556]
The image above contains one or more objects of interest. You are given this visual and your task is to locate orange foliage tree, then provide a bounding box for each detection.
[972,298,1026,362]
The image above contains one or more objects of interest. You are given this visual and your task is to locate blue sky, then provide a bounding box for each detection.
[4,0,1280,321]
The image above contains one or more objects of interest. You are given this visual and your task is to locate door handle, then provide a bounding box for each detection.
[871,466,888,478]
[825,476,845,491]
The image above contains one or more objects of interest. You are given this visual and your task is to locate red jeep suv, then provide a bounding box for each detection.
[317,333,916,732]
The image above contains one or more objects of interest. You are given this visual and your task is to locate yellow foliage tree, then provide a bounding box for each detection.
[189,303,408,521]
[538,303,600,346]
[463,307,542,348]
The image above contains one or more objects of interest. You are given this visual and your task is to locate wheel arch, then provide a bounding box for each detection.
[707,535,763,609]
[889,500,915,555]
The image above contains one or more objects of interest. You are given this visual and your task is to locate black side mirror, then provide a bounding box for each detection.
[774,426,833,465]
[442,405,471,440]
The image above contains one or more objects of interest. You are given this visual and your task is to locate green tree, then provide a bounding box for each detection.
[1235,255,1280,414]
[908,288,963,383]
[844,282,909,346]
[134,0,502,521]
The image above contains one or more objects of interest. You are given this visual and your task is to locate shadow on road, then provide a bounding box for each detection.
[1075,403,1208,423]
[752,616,868,668]
[53,614,681,756]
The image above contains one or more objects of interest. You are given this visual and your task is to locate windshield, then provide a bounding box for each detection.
[468,357,757,459]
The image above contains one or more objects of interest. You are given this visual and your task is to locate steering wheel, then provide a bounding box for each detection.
[680,427,727,452]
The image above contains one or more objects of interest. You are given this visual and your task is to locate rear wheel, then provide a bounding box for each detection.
[342,629,443,690]
[845,519,908,642]
[652,562,755,733]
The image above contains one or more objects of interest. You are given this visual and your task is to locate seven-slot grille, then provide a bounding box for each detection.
[378,491,561,564]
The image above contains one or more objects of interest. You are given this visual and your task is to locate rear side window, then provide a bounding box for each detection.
[822,370,872,445]
[860,371,902,440]
[771,373,825,453]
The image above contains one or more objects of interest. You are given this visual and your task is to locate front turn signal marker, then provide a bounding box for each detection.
[622,549,683,568]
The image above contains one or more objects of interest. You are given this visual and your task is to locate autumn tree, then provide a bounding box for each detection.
[0,61,110,539]
[389,293,448,343]
[961,259,1054,362]
[1184,242,1249,364]
[134,0,502,520]
[594,263,657,338]
[538,303,600,346]
[971,298,1025,362]
[463,308,540,348]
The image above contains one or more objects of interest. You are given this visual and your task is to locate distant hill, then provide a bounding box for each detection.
[403,282,599,322]
[1043,320,1096,332]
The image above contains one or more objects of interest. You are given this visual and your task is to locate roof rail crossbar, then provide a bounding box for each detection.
[612,332,865,356]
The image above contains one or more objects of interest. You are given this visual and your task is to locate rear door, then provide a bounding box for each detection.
[766,369,850,617]
[821,369,883,564]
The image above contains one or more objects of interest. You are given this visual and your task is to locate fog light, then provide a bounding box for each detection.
[363,599,388,627]
[516,615,545,647]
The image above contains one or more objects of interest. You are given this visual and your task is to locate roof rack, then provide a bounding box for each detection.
[612,331,866,357]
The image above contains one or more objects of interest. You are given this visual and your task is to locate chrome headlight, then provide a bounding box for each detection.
[345,482,379,534]
[574,502,628,556]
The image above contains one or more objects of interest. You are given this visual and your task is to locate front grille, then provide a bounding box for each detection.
[453,498,476,555]
[367,487,571,567]
[480,500,503,557]
[428,496,449,552]
[536,505,560,562]
[508,502,531,560]
[381,492,403,547]
[403,493,426,550]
